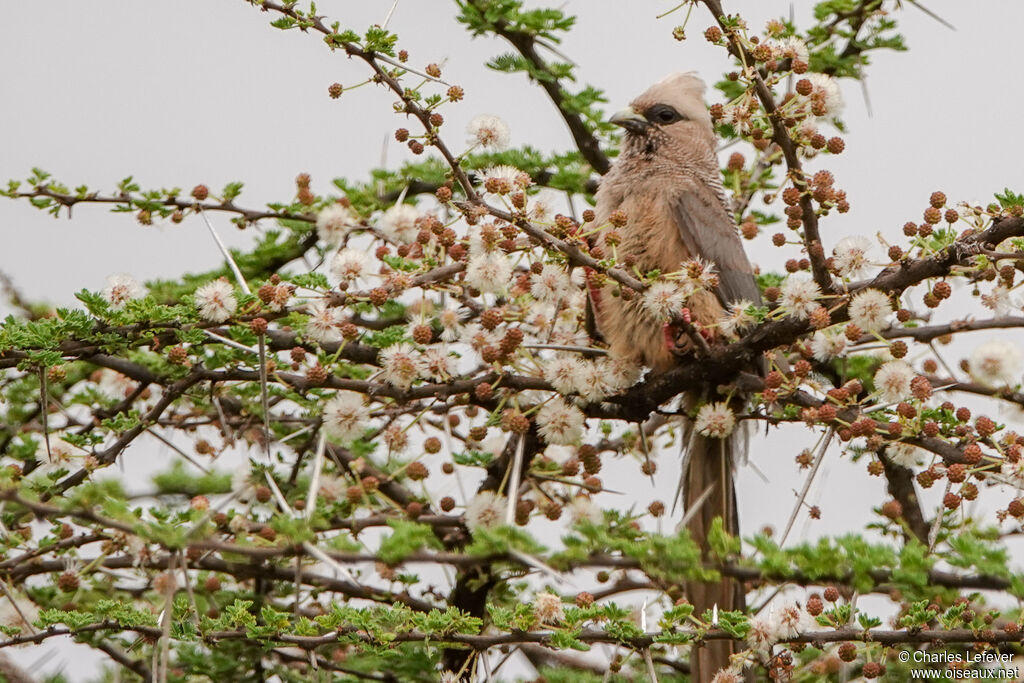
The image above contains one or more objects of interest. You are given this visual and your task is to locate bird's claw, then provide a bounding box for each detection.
[663,322,696,359]
[663,308,716,358]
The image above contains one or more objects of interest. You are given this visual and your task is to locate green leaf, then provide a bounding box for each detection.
[377,520,443,565]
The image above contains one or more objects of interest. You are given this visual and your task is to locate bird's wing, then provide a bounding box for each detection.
[670,181,762,307]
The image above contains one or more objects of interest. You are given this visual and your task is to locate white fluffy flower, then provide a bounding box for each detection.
[695,402,736,439]
[810,328,847,361]
[770,36,809,62]
[643,281,691,319]
[102,273,145,308]
[438,307,465,343]
[746,614,777,654]
[568,496,603,525]
[544,355,586,395]
[379,343,425,390]
[533,592,565,625]
[479,165,531,195]
[194,279,237,323]
[465,253,513,295]
[981,284,1018,316]
[536,398,586,445]
[33,435,84,474]
[576,361,611,404]
[719,299,756,337]
[710,670,744,683]
[527,189,559,222]
[420,345,458,382]
[722,98,755,135]
[460,323,502,352]
[807,72,844,119]
[330,248,371,284]
[322,391,369,443]
[467,114,511,150]
[747,602,813,654]
[847,288,892,332]
[681,257,718,291]
[832,235,873,279]
[599,357,642,392]
[316,203,358,246]
[770,603,813,640]
[874,361,914,403]
[317,474,346,501]
[377,203,420,243]
[1001,459,1024,487]
[886,442,928,469]
[958,200,987,224]
[531,264,572,303]
[305,301,343,344]
[969,340,1022,387]
[797,118,819,141]
[465,490,506,530]
[779,275,821,320]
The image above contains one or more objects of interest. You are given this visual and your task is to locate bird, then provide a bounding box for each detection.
[589,72,761,682]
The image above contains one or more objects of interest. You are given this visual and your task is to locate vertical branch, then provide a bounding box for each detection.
[880,455,929,544]
[461,0,611,174]
[698,0,833,293]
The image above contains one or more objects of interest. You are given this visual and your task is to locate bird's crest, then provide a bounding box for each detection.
[630,71,713,130]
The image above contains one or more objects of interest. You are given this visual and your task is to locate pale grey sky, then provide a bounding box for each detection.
[2,1,1019,306]
[2,1,1022,680]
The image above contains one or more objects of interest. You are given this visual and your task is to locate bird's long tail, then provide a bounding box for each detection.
[680,428,744,682]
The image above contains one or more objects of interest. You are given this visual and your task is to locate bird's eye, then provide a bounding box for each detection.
[646,105,685,125]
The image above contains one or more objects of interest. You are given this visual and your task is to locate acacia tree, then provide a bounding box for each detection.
[2,1,1024,682]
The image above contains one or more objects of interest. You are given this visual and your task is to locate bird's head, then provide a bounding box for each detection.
[609,72,714,147]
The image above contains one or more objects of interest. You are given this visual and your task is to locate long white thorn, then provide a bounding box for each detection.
[302,541,356,583]
[39,368,52,462]
[146,427,211,473]
[382,0,400,27]
[202,329,258,355]
[508,548,573,587]
[258,335,271,461]
[778,427,834,547]
[280,424,315,444]
[305,433,327,521]
[504,434,526,526]
[676,483,714,531]
[199,209,251,295]
[264,470,292,514]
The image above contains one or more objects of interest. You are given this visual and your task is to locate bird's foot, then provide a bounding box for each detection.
[663,307,716,359]
[663,322,696,359]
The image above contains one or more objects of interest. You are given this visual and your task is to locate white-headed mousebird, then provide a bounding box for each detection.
[590,72,762,682]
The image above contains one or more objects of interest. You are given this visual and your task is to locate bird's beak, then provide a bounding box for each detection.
[609,108,649,134]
